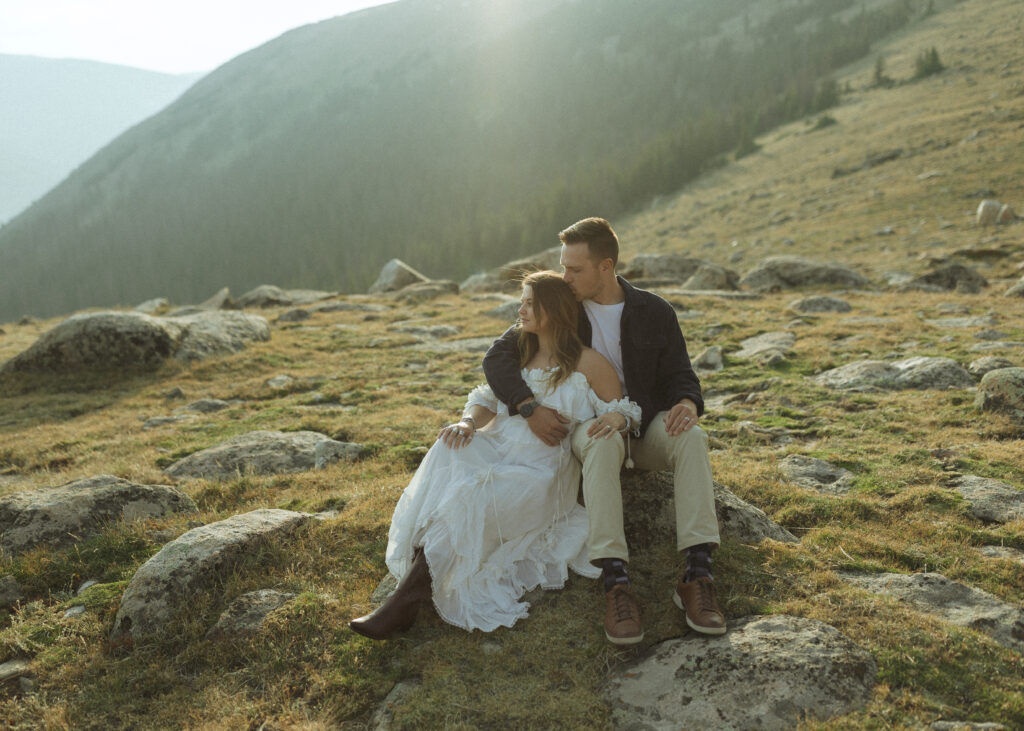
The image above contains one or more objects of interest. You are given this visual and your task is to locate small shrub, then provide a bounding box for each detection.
[913,47,945,79]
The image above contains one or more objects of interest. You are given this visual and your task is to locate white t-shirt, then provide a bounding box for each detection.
[583,299,626,391]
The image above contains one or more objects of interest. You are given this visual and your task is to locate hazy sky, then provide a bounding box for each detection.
[0,0,395,75]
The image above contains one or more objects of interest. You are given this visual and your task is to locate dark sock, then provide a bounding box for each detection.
[601,558,630,592]
[684,543,713,583]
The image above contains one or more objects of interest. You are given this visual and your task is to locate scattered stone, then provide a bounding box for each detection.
[968,357,1015,378]
[925,315,998,329]
[950,476,1024,524]
[371,574,398,603]
[206,589,297,638]
[163,430,331,480]
[733,332,795,365]
[411,336,494,353]
[932,722,1006,731]
[184,399,230,413]
[460,270,506,293]
[314,439,364,469]
[0,575,23,608]
[390,324,458,339]
[63,605,86,619]
[997,204,1018,224]
[276,308,311,323]
[901,263,988,294]
[740,256,871,292]
[163,387,186,400]
[606,615,876,730]
[842,572,1024,654]
[692,345,724,373]
[77,580,99,595]
[975,367,1024,421]
[979,546,1024,563]
[0,475,197,556]
[310,301,390,314]
[498,247,562,284]
[369,680,421,731]
[681,263,739,291]
[394,280,459,304]
[976,329,1008,341]
[169,311,270,362]
[813,357,973,391]
[1004,277,1024,298]
[0,660,30,683]
[627,253,709,282]
[134,298,168,314]
[976,200,1002,226]
[779,455,856,494]
[735,421,795,446]
[110,509,313,642]
[484,298,521,322]
[265,375,294,389]
[199,286,234,310]
[368,259,430,294]
[787,295,852,314]
[142,415,197,431]
[235,285,292,309]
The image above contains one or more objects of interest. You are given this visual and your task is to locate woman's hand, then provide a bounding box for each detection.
[438,419,476,449]
[586,412,627,439]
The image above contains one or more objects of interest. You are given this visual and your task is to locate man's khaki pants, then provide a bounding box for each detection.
[570,413,720,564]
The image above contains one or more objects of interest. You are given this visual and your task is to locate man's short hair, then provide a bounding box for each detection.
[558,217,619,265]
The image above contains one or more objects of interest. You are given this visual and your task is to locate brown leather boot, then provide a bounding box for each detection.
[349,549,432,640]
[674,576,726,635]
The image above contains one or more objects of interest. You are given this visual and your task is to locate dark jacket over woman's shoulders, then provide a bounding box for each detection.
[482,277,703,436]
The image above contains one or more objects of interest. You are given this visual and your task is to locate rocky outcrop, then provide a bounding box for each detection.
[206,589,297,639]
[606,615,876,730]
[901,263,988,294]
[740,256,871,292]
[236,286,335,309]
[975,367,1024,421]
[0,475,197,556]
[110,509,313,642]
[625,253,709,282]
[950,476,1024,523]
[780,455,856,494]
[813,357,973,391]
[788,295,852,314]
[164,430,334,480]
[369,259,431,294]
[842,572,1024,654]
[0,311,269,375]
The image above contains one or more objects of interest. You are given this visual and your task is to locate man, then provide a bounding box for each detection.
[482,217,724,645]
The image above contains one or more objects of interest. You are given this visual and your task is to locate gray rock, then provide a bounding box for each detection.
[842,572,1024,654]
[976,199,1002,226]
[498,246,563,283]
[390,324,459,339]
[0,575,22,608]
[780,455,856,494]
[606,615,876,730]
[169,311,270,362]
[0,475,197,556]
[460,270,506,293]
[484,297,521,322]
[63,605,86,618]
[164,430,330,480]
[787,295,852,314]
[950,476,1024,523]
[198,286,233,310]
[813,357,973,391]
[968,357,1015,377]
[735,421,795,447]
[310,301,390,314]
[925,315,999,329]
[0,659,30,682]
[692,345,724,373]
[733,332,795,364]
[184,399,230,413]
[411,336,495,353]
[681,263,739,291]
[628,253,708,282]
[111,509,313,641]
[235,285,293,308]
[371,574,399,603]
[276,308,310,323]
[979,546,1024,563]
[997,204,1017,224]
[134,297,168,314]
[314,439,364,469]
[932,722,1006,731]
[369,680,421,731]
[142,415,197,430]
[265,374,294,390]
[1004,277,1024,298]
[163,387,186,400]
[740,256,871,292]
[902,264,988,294]
[206,589,297,638]
[369,259,431,294]
[975,367,1024,421]
[394,280,459,304]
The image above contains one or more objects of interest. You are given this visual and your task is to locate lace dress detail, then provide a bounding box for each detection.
[385,368,638,632]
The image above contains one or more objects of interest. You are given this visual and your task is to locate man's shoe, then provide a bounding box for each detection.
[674,576,726,635]
[604,584,644,645]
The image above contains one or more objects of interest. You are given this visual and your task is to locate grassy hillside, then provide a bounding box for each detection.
[0,0,1022,727]
[0,0,924,323]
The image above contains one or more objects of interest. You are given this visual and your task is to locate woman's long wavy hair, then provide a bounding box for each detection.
[517,270,583,389]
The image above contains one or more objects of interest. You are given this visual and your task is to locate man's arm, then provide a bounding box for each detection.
[657,303,704,416]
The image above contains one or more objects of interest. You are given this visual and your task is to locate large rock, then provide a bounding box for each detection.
[681,263,740,291]
[842,572,1024,654]
[733,331,795,364]
[951,476,1024,523]
[110,509,312,641]
[393,280,459,304]
[975,367,1024,421]
[621,471,797,549]
[235,285,334,309]
[787,295,853,314]
[813,357,973,391]
[1005,277,1024,298]
[606,615,876,730]
[692,345,724,373]
[740,256,871,292]
[369,259,430,294]
[626,253,708,282]
[0,311,269,375]
[976,199,1001,226]
[902,264,988,294]
[206,589,297,638]
[779,455,856,494]
[164,430,331,480]
[498,246,563,283]
[0,475,196,556]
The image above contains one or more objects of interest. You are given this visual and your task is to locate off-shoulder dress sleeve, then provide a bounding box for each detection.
[464,383,500,414]
[587,390,642,430]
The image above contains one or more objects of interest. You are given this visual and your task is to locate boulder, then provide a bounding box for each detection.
[902,263,988,294]
[369,259,430,294]
[484,297,521,322]
[276,309,311,323]
[842,572,1024,654]
[968,357,1015,378]
[1004,277,1024,298]
[134,298,168,314]
[0,575,23,609]
[692,345,724,373]
[813,357,973,391]
[168,311,271,362]
[412,336,495,353]
[975,367,1024,421]
[951,476,1024,524]
[164,430,330,480]
[976,199,1002,226]
[733,332,795,365]
[979,546,1024,564]
[142,415,196,430]
[997,203,1017,224]
[314,440,365,469]
[206,589,297,638]
[680,263,739,291]
[390,324,459,339]
[199,286,234,310]
[310,301,390,314]
[0,475,197,556]
[621,472,797,550]
[627,253,708,282]
[110,509,313,641]
[394,280,459,304]
[498,246,562,283]
[779,455,856,494]
[740,256,871,292]
[606,615,876,730]
[183,399,230,413]
[925,315,999,329]
[235,285,293,308]
[460,270,506,293]
[787,295,852,314]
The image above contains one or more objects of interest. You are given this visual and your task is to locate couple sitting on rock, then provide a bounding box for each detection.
[349,217,725,645]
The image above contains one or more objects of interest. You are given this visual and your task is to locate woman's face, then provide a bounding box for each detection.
[518,285,546,334]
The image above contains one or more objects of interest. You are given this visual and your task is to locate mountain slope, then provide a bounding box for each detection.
[0,55,201,224]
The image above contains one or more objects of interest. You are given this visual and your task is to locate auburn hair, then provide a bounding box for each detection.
[517,270,583,389]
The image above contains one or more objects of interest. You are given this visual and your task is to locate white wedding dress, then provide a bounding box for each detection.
[385,367,640,632]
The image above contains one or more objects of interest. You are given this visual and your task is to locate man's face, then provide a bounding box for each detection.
[560,243,603,302]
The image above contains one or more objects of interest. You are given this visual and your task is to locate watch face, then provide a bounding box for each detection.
[521,402,535,417]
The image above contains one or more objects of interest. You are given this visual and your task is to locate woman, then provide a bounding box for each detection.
[349,271,639,639]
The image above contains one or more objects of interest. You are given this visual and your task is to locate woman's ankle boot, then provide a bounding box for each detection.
[349,549,431,640]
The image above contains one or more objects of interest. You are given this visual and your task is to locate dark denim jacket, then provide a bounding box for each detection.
[482,277,703,436]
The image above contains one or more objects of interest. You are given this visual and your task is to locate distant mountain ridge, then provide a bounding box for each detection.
[0,54,202,224]
[0,0,922,322]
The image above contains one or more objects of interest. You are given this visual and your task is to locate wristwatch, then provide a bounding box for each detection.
[519,400,539,418]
